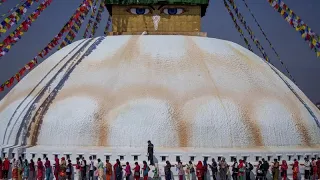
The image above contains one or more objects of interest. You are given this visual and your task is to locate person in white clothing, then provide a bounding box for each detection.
[89,156,95,180]
[304,157,311,180]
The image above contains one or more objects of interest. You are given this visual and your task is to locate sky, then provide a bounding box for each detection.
[0,0,319,104]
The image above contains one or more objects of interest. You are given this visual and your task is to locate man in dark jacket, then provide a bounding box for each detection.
[148,140,154,165]
[261,158,269,180]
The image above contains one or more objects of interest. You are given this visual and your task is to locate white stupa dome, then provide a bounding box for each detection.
[0,35,319,161]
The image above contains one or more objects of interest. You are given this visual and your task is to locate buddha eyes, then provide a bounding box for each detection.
[129,8,151,15]
[162,8,184,15]
[128,7,185,15]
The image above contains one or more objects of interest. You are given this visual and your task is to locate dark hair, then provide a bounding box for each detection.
[24,159,28,166]
[89,156,92,160]
[106,159,109,162]
[0,158,2,164]
[98,159,101,162]
[76,157,79,161]
[126,162,129,165]
[46,158,48,161]
[68,160,71,163]
[143,161,147,165]
[135,162,138,165]
[116,159,120,164]
[189,161,192,164]
[38,158,41,161]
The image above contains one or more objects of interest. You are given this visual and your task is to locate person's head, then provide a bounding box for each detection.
[148,140,151,144]
[89,156,92,160]
[126,162,129,165]
[46,157,48,161]
[294,159,297,162]
[239,159,243,163]
[258,161,262,164]
[177,159,181,163]
[106,159,109,163]
[37,158,41,161]
[68,160,71,163]
[311,158,315,161]
[116,159,120,164]
[222,157,226,162]
[143,161,147,165]
[304,157,309,161]
[76,157,79,161]
[24,159,28,165]
[282,160,286,164]
[189,161,192,165]
[166,161,170,165]
[82,157,85,160]
[274,159,277,162]
[30,159,34,163]
[212,158,215,162]
[262,158,265,162]
[233,158,237,162]
[135,162,138,165]
[98,158,101,162]
[318,157,320,160]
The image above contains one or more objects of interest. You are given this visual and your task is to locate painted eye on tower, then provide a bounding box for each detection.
[128,8,150,15]
[162,8,184,15]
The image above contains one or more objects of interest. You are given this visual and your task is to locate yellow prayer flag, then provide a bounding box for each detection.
[280,9,285,15]
[0,28,7,33]
[4,18,10,23]
[317,51,320,57]
[312,39,317,46]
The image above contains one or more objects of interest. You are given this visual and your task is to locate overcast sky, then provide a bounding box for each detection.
[0,0,319,103]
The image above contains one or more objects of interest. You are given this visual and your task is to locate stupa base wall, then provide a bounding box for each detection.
[107,31,207,36]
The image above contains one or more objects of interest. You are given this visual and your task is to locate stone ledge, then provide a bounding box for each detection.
[107,31,207,37]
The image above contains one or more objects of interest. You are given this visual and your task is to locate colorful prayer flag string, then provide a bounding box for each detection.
[0,0,25,18]
[267,0,320,58]
[0,0,53,58]
[90,0,104,37]
[83,0,99,38]
[223,0,253,52]
[103,16,112,35]
[0,0,39,35]
[0,0,93,92]
[59,6,91,49]
[227,0,296,84]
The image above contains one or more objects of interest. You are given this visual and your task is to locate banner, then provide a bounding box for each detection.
[0,0,39,35]
[0,0,52,58]
[267,0,320,58]
[0,0,93,92]
[83,0,99,38]
[227,0,296,83]
[223,0,253,52]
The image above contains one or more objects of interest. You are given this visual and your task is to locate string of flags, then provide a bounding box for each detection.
[0,0,7,5]
[0,0,39,35]
[0,0,93,92]
[59,4,92,49]
[1,0,26,18]
[227,0,296,84]
[90,1,105,37]
[223,0,253,52]
[241,0,293,77]
[103,16,112,35]
[267,0,320,58]
[0,0,53,58]
[83,0,99,38]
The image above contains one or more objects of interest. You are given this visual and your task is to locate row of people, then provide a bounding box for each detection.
[0,156,320,180]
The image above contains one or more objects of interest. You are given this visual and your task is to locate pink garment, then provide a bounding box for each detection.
[45,160,51,168]
[125,165,131,176]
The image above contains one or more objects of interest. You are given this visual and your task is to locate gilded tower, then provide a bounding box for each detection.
[105,0,209,36]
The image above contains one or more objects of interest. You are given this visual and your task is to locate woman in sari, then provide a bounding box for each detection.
[133,162,140,180]
[97,159,104,180]
[12,159,19,180]
[196,161,204,180]
[37,158,44,180]
[124,162,131,180]
[280,160,288,180]
[23,159,29,180]
[29,159,35,179]
[292,161,299,180]
[60,157,67,180]
[18,157,23,180]
[238,160,245,180]
[54,158,60,180]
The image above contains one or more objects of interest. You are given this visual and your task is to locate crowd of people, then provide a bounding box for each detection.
[0,141,319,180]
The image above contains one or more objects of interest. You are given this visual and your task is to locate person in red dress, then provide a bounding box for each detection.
[292,160,299,180]
[281,160,288,180]
[54,158,60,180]
[133,162,140,180]
[37,158,44,180]
[196,161,204,180]
[3,157,10,179]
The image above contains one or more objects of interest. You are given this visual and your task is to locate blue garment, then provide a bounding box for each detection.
[23,163,29,178]
[45,167,52,180]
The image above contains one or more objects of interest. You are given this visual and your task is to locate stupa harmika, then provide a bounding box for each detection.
[0,0,320,165]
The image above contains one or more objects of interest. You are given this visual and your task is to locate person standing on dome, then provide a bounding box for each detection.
[114,159,123,180]
[244,160,253,180]
[280,160,288,180]
[261,159,269,180]
[97,159,104,180]
[60,157,67,180]
[203,159,208,180]
[89,156,95,180]
[133,162,140,180]
[105,159,112,180]
[80,157,87,180]
[196,161,204,180]
[147,140,154,166]
[75,158,81,180]
[238,160,245,180]
[66,160,72,180]
[124,162,131,180]
[176,160,184,180]
[22,159,29,180]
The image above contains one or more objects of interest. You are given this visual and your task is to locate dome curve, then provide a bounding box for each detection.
[0,35,319,151]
